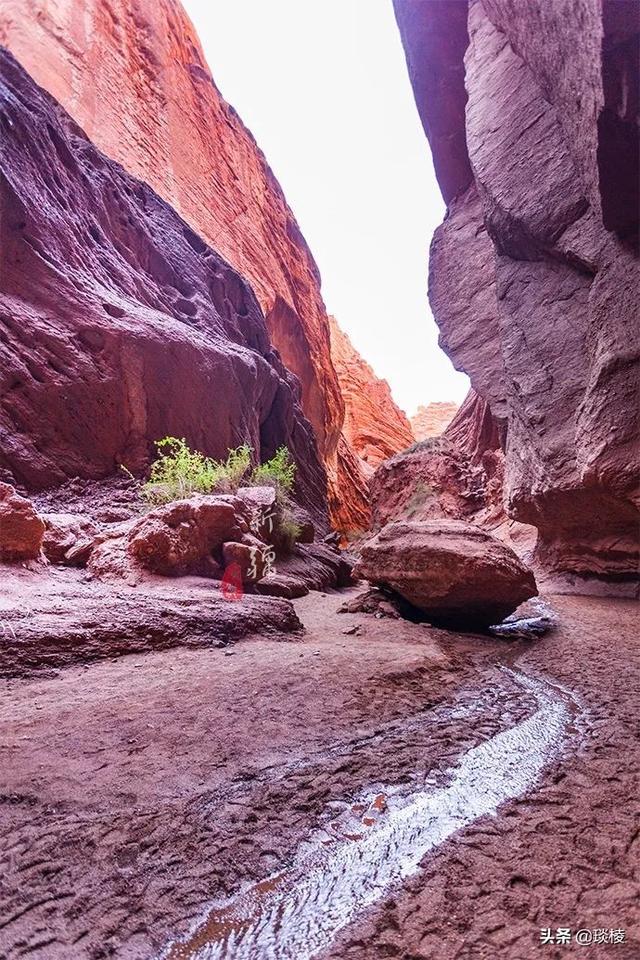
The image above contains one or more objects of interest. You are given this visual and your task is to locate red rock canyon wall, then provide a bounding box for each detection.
[394,0,640,587]
[410,402,458,441]
[329,318,414,473]
[0,48,327,521]
[0,0,394,531]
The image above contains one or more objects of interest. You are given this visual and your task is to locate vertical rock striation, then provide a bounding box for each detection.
[411,402,459,441]
[0,48,327,520]
[394,0,640,588]
[0,0,390,530]
[329,318,414,475]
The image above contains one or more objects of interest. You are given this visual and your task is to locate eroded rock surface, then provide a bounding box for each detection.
[410,402,459,441]
[0,48,327,525]
[329,317,414,477]
[355,519,537,629]
[41,513,97,567]
[0,0,408,531]
[370,438,487,531]
[394,0,640,589]
[0,566,301,677]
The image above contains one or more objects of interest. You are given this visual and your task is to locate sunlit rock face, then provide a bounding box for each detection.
[329,318,414,475]
[0,0,380,530]
[394,0,640,589]
[0,48,328,522]
[410,402,458,441]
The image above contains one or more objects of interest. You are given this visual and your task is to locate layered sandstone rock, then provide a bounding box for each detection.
[410,402,458,440]
[329,318,414,476]
[394,0,640,588]
[355,519,537,629]
[0,49,326,521]
[0,565,302,677]
[0,483,45,561]
[42,514,97,566]
[370,438,487,532]
[0,0,382,530]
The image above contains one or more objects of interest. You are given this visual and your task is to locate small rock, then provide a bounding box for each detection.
[0,483,45,562]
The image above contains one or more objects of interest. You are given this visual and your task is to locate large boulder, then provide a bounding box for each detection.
[354,519,537,629]
[0,483,45,562]
[89,495,242,579]
[127,497,242,575]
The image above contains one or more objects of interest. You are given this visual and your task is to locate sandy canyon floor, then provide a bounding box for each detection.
[1,587,638,960]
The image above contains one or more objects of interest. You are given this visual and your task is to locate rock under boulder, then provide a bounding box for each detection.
[354,519,537,629]
[256,542,354,598]
[0,483,45,561]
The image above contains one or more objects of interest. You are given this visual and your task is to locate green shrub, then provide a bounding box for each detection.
[250,446,296,502]
[141,437,251,504]
[277,509,302,553]
[249,447,300,552]
[140,439,300,525]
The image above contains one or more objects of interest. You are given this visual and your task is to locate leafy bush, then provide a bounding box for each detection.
[142,437,251,504]
[140,438,300,547]
[250,446,296,502]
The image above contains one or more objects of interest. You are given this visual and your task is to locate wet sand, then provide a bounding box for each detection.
[0,590,638,959]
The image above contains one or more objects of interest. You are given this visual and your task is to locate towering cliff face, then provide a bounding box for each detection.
[0,48,327,519]
[395,0,640,588]
[0,0,379,530]
[411,402,458,441]
[329,318,414,475]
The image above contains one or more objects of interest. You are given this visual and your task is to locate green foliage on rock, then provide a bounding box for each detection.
[277,511,302,553]
[251,446,296,502]
[142,437,252,504]
[141,437,300,561]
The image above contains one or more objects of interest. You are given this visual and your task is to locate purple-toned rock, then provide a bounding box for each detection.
[0,48,327,527]
[42,513,97,566]
[128,498,240,576]
[355,519,537,629]
[394,0,640,588]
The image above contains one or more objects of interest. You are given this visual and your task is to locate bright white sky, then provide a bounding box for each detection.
[182,0,469,416]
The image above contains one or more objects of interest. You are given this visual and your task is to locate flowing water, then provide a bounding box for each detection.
[162,668,581,960]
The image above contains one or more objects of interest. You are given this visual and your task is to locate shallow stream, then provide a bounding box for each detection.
[162,665,583,960]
